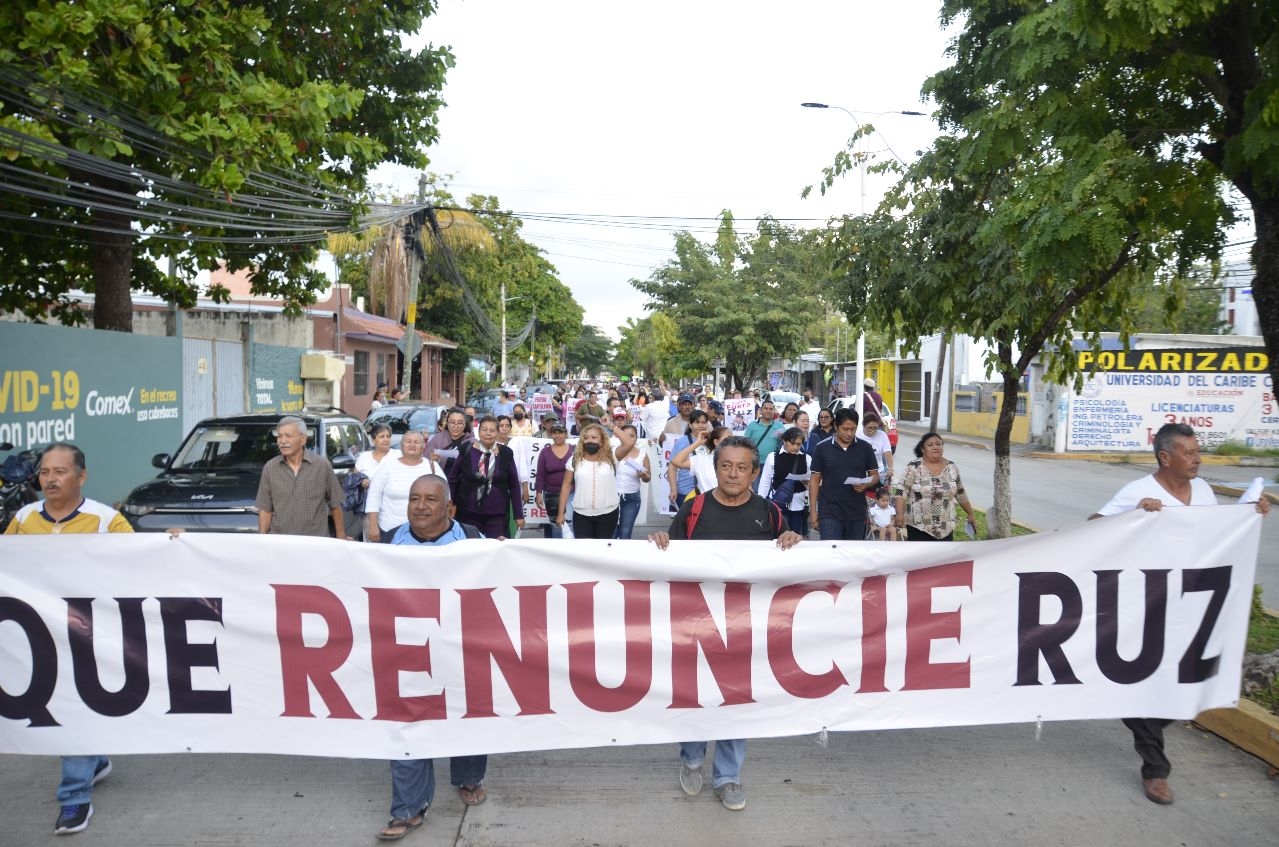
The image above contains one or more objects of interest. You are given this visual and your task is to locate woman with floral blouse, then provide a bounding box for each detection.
[893,431,977,541]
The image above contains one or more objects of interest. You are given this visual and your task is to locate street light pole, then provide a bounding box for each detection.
[802,102,926,414]
[800,103,924,215]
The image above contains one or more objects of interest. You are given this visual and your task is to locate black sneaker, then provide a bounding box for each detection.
[91,759,112,786]
[54,803,92,835]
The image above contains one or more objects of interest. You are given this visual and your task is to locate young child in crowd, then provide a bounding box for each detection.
[869,489,896,541]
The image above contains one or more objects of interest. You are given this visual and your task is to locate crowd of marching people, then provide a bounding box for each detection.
[339,375,984,550]
[9,364,1266,838]
[11,371,983,837]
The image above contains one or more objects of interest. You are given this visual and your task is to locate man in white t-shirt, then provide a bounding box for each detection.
[1090,422,1270,807]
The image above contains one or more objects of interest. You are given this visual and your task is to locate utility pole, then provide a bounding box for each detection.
[500,280,507,386]
[398,173,428,399]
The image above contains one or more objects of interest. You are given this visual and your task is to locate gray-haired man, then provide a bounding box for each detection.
[255,416,347,538]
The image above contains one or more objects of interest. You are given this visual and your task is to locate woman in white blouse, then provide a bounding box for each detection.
[355,423,401,483]
[612,423,651,539]
[556,423,619,538]
[669,425,730,495]
[365,430,444,542]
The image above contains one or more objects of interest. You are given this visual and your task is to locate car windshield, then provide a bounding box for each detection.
[407,408,440,432]
[168,424,313,472]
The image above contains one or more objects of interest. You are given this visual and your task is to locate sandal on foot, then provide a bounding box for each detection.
[459,784,487,806]
[377,814,423,840]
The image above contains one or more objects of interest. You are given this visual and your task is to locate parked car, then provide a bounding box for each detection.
[826,396,899,452]
[465,389,504,418]
[525,383,560,397]
[762,390,803,410]
[121,410,369,533]
[364,403,448,447]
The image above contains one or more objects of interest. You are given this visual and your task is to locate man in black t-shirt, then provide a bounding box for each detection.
[808,408,880,540]
[647,436,803,813]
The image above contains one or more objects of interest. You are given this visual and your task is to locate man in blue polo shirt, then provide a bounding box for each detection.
[808,408,879,540]
[378,475,488,839]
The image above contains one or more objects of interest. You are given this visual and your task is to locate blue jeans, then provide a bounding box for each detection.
[783,508,808,536]
[680,739,746,788]
[57,755,109,805]
[389,755,487,820]
[819,516,867,541]
[614,492,642,539]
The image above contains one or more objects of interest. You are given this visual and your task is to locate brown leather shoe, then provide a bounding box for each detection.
[1142,777,1174,805]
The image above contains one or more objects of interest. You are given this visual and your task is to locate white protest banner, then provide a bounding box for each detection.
[725,398,755,434]
[0,506,1261,759]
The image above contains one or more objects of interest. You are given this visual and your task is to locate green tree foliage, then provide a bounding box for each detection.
[614,312,696,381]
[416,192,583,375]
[1129,274,1229,335]
[564,325,615,378]
[336,183,584,376]
[0,0,453,331]
[632,212,827,392]
[829,122,1223,536]
[928,0,1279,413]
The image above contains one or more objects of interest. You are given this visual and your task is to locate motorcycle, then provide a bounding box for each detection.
[0,442,41,533]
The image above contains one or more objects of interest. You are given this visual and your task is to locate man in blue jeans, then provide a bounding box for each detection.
[4,443,132,835]
[647,437,804,811]
[378,475,490,840]
[808,408,880,540]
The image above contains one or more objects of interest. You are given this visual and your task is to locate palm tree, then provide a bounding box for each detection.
[328,206,493,321]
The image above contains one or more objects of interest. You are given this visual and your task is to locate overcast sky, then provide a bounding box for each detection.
[374,1,958,340]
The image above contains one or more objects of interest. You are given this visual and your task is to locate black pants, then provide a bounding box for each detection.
[1122,717,1172,779]
[573,509,618,539]
[541,492,561,538]
[906,525,953,541]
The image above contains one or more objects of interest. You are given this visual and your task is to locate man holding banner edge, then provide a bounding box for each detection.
[1090,422,1269,806]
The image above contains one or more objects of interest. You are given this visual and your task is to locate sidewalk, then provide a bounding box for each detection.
[2,719,1275,845]
[894,421,1279,502]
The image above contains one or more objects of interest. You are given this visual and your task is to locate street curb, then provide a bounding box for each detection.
[1206,483,1279,506]
[1027,451,1279,467]
[1194,698,1279,769]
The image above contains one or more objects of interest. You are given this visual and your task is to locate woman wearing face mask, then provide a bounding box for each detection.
[556,423,619,538]
[365,430,444,543]
[510,403,535,436]
[448,416,525,539]
[757,427,813,535]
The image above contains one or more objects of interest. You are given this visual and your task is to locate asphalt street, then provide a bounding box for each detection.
[1,441,1276,846]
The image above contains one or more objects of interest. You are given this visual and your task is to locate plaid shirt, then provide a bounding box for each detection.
[255,452,343,537]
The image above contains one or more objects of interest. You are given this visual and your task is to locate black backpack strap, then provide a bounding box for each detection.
[459,522,483,539]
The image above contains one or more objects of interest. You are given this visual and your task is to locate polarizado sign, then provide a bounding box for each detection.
[1069,347,1276,451]
[0,506,1261,758]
